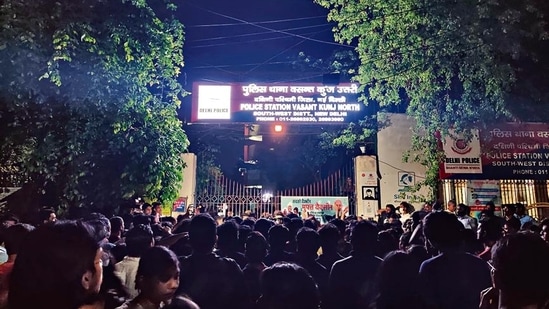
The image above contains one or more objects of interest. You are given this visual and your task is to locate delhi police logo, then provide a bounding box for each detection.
[451,138,472,155]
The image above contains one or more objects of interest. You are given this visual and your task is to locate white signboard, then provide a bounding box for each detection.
[196,85,232,120]
[443,130,483,174]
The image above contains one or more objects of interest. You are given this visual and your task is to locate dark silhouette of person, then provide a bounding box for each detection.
[317,223,344,271]
[242,231,268,303]
[215,221,247,269]
[294,227,329,305]
[257,262,320,309]
[419,211,491,309]
[373,250,427,309]
[480,232,549,309]
[264,225,293,266]
[177,214,250,309]
[329,220,382,309]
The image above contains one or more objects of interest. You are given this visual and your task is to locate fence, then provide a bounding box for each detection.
[441,179,549,219]
[195,162,355,217]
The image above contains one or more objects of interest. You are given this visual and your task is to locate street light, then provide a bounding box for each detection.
[274,124,283,133]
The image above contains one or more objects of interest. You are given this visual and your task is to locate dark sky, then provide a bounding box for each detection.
[177,0,344,84]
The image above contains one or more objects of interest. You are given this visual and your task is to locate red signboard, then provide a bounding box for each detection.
[441,123,549,179]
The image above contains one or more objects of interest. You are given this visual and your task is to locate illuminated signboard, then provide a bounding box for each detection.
[191,82,362,124]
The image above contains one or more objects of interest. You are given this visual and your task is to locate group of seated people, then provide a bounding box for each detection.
[0,198,546,309]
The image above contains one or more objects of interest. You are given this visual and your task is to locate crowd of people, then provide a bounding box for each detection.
[0,199,547,309]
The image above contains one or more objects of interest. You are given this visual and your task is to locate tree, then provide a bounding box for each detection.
[0,0,188,215]
[315,0,549,194]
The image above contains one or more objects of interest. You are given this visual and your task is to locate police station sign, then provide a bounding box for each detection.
[191,82,362,124]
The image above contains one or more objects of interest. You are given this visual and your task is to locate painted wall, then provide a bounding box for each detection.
[172,153,197,216]
[377,113,430,209]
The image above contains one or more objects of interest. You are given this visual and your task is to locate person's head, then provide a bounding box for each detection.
[189,214,217,254]
[492,232,549,306]
[245,231,268,263]
[540,219,549,243]
[350,220,378,253]
[318,223,339,252]
[385,204,396,214]
[503,204,516,217]
[142,203,153,216]
[125,224,154,257]
[456,203,469,217]
[447,200,457,213]
[292,207,299,215]
[39,208,57,224]
[217,220,239,252]
[422,211,464,251]
[4,223,34,256]
[136,246,179,305]
[109,216,125,237]
[399,232,411,250]
[9,221,102,309]
[478,218,503,245]
[152,202,162,215]
[1,214,19,228]
[515,203,527,216]
[376,251,420,305]
[423,202,432,213]
[485,201,496,213]
[268,224,290,250]
[334,200,343,211]
[259,262,320,309]
[399,202,411,214]
[255,218,274,239]
[296,227,320,257]
[84,213,111,244]
[503,217,521,236]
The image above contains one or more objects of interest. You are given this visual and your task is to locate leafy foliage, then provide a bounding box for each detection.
[0,0,188,214]
[315,0,549,192]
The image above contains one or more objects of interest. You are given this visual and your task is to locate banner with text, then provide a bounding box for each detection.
[281,196,349,224]
[467,180,502,219]
[191,82,362,124]
[441,123,549,179]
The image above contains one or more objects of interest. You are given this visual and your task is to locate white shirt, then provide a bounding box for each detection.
[114,256,140,298]
[458,215,478,231]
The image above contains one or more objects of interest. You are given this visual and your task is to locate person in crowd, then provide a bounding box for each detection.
[285,217,303,253]
[116,246,179,309]
[237,224,252,253]
[9,221,103,309]
[477,217,503,261]
[177,214,249,309]
[242,231,268,303]
[540,218,549,244]
[503,204,516,220]
[142,203,153,216]
[376,229,399,258]
[480,232,549,309]
[294,227,329,302]
[373,251,426,309]
[462,228,484,255]
[399,202,412,224]
[399,232,412,250]
[378,204,398,226]
[0,223,34,307]
[152,202,162,223]
[257,262,320,309]
[419,211,492,309]
[515,203,534,228]
[447,199,457,214]
[503,217,521,236]
[109,217,125,244]
[84,213,112,256]
[423,202,433,213]
[0,214,19,228]
[264,225,293,266]
[330,220,382,309]
[215,220,247,269]
[114,224,154,298]
[317,223,343,271]
[39,207,57,225]
[254,218,274,240]
[457,204,478,232]
[407,244,429,267]
[330,218,352,257]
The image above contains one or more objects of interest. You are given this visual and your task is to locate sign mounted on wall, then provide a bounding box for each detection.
[191,82,363,124]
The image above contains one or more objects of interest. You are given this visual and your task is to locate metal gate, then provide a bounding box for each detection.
[195,162,355,217]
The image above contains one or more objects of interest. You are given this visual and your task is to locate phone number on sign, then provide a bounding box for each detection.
[512,169,549,175]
